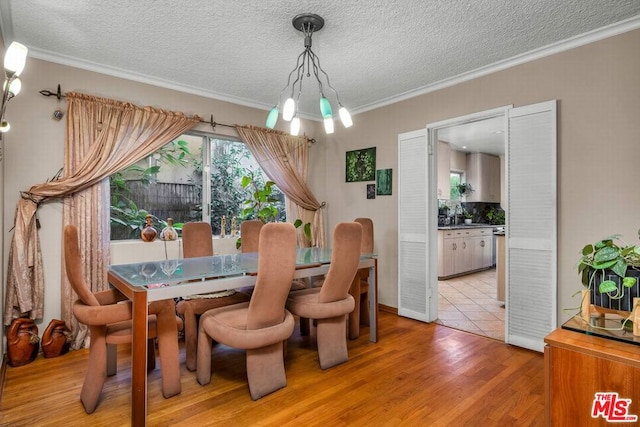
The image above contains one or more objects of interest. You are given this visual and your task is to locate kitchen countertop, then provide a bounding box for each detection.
[438,224,494,230]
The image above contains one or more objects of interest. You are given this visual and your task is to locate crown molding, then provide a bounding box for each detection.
[351,14,640,115]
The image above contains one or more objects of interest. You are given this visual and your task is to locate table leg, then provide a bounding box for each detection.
[131,290,148,426]
[369,259,378,342]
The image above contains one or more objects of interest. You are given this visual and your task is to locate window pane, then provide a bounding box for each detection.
[209,138,285,235]
[110,136,201,240]
[450,172,462,200]
[109,134,286,240]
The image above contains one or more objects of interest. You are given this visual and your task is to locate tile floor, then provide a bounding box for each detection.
[436,268,505,341]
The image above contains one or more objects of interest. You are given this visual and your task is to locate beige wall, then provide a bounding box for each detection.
[319,28,640,321]
[3,28,640,332]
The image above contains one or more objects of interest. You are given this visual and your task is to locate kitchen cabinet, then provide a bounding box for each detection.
[465,153,500,203]
[438,227,493,278]
[470,233,492,271]
[545,325,640,425]
[437,141,451,199]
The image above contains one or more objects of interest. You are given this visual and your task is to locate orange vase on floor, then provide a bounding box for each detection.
[42,319,71,358]
[7,318,40,367]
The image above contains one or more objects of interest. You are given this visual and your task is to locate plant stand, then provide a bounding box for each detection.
[580,289,640,337]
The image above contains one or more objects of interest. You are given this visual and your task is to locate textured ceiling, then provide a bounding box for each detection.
[1,0,639,121]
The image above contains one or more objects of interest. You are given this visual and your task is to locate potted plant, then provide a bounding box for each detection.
[485,207,505,225]
[455,183,474,196]
[463,210,473,225]
[577,233,640,315]
[236,173,311,249]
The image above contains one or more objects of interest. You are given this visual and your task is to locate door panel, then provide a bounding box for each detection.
[506,100,557,352]
[397,129,433,321]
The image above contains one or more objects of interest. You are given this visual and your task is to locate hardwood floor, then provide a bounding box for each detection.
[0,312,544,426]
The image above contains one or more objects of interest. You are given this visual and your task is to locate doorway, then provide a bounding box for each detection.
[432,110,507,341]
[398,100,556,352]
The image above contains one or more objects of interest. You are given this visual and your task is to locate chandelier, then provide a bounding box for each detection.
[265,13,352,136]
[0,41,28,133]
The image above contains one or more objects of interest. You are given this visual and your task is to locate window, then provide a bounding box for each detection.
[110,133,284,240]
[449,171,463,201]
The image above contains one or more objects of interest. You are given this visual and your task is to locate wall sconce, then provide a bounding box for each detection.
[265,13,352,136]
[0,41,28,133]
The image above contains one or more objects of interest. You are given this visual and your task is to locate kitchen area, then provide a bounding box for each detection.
[435,118,507,341]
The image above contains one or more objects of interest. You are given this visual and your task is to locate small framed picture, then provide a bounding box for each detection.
[367,184,376,199]
[376,169,392,195]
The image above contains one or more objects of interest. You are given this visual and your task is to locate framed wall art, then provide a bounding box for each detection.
[367,184,376,199]
[376,168,392,195]
[345,147,376,182]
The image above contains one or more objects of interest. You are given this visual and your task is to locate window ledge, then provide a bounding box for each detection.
[110,236,239,265]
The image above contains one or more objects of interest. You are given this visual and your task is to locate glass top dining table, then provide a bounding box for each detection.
[107,247,377,426]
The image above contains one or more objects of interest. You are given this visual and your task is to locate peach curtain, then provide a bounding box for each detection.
[235,125,325,248]
[4,93,199,333]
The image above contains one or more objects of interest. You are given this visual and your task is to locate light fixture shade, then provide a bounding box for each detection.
[282,98,295,121]
[0,120,10,133]
[4,42,28,76]
[323,117,334,134]
[290,116,301,136]
[339,106,352,128]
[4,77,21,97]
[265,106,279,129]
[319,97,333,118]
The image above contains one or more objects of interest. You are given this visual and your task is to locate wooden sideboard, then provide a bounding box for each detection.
[545,323,640,426]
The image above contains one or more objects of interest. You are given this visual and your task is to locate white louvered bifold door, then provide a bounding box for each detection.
[397,129,435,322]
[506,100,557,352]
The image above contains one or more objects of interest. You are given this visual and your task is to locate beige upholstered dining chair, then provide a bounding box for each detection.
[239,219,306,297]
[64,224,182,414]
[286,222,362,369]
[197,222,297,400]
[349,217,373,339]
[239,219,263,252]
[175,221,250,371]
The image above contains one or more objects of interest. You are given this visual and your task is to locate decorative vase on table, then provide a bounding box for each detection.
[141,214,157,242]
[160,217,178,241]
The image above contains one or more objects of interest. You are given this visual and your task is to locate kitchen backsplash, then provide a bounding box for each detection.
[438,200,504,225]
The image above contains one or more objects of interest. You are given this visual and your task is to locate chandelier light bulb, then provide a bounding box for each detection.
[290,116,301,136]
[282,98,295,121]
[265,106,279,129]
[4,77,21,97]
[319,97,333,119]
[0,120,11,132]
[338,106,352,128]
[323,117,334,134]
[4,42,28,77]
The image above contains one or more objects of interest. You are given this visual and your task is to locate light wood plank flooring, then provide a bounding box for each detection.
[1,311,543,426]
[437,269,505,341]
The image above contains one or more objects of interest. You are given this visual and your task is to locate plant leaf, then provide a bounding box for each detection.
[623,276,637,288]
[599,280,619,294]
[611,258,628,278]
[581,244,593,256]
[593,246,619,264]
[591,259,617,270]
